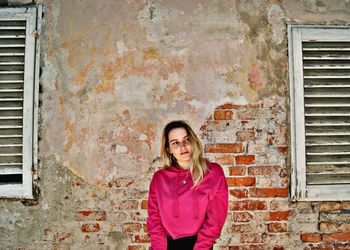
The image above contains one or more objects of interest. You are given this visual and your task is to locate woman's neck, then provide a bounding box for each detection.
[178,161,190,169]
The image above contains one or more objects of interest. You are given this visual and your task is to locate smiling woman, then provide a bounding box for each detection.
[147,120,229,250]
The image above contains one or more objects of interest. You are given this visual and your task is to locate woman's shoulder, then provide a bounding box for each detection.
[152,165,177,178]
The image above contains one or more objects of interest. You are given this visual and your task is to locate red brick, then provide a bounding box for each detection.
[229,167,247,176]
[268,222,287,233]
[233,212,254,222]
[229,223,265,233]
[323,232,350,242]
[269,211,291,221]
[248,165,282,176]
[236,131,255,141]
[75,211,106,221]
[229,244,265,250]
[115,200,138,210]
[134,234,150,243]
[241,233,261,243]
[320,202,350,212]
[143,224,148,233]
[304,245,334,250]
[216,104,242,109]
[300,233,322,242]
[230,189,249,199]
[214,110,233,120]
[122,223,142,233]
[277,146,287,155]
[335,244,350,249]
[141,200,147,209]
[128,246,146,250]
[230,200,267,211]
[250,188,288,198]
[205,143,244,153]
[235,155,255,165]
[81,223,101,233]
[273,247,284,250]
[215,155,235,165]
[227,177,255,187]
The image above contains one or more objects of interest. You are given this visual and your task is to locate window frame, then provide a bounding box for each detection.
[0,6,42,199]
[289,24,350,201]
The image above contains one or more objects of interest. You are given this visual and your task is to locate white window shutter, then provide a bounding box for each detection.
[0,6,41,198]
[289,25,350,200]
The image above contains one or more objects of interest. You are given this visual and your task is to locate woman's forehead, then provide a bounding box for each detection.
[168,127,188,140]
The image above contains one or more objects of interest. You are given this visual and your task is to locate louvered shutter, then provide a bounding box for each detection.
[0,7,41,198]
[289,26,350,200]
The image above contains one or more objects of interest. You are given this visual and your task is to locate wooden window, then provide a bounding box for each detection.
[289,25,350,200]
[0,6,41,198]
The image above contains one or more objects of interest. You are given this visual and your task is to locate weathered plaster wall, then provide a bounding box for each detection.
[0,0,350,249]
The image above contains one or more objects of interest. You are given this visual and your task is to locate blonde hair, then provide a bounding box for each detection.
[160,120,207,186]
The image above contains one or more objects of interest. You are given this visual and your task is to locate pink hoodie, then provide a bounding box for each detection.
[147,162,228,250]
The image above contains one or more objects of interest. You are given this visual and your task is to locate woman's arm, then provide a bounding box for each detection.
[194,170,228,250]
[147,174,167,250]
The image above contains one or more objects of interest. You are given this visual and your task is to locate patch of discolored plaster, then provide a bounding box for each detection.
[236,0,269,39]
[190,0,248,40]
[303,0,327,13]
[138,0,181,44]
[268,4,286,45]
[282,0,350,23]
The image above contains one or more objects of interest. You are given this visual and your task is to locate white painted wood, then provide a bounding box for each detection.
[289,24,350,200]
[0,6,41,199]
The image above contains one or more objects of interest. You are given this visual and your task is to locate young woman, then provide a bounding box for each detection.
[147,120,228,250]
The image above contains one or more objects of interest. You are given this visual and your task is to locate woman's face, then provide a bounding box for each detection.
[168,127,193,168]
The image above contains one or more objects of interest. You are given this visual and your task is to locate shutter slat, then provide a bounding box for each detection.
[0,45,25,48]
[0,27,25,30]
[0,144,21,147]
[307,142,350,146]
[304,48,350,51]
[0,89,23,93]
[0,167,22,175]
[306,123,350,126]
[305,85,350,88]
[307,152,350,156]
[0,153,22,157]
[304,65,350,69]
[305,113,350,116]
[305,104,350,107]
[0,71,24,74]
[0,35,25,39]
[308,162,350,165]
[0,98,23,101]
[305,76,350,79]
[0,80,24,84]
[306,132,350,136]
[0,116,22,119]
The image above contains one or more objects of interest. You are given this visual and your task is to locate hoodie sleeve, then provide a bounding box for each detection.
[194,168,228,250]
[147,173,167,250]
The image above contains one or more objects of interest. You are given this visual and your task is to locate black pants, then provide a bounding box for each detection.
[167,235,213,250]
